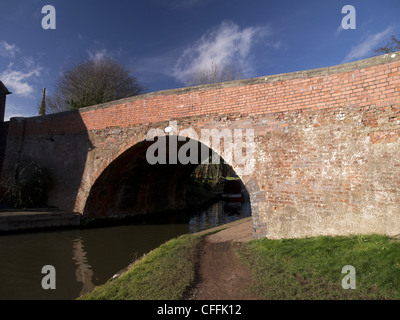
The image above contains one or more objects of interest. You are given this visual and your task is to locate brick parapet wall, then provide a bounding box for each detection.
[7,51,400,137]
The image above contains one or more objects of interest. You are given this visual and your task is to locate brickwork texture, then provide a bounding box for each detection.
[1,52,400,239]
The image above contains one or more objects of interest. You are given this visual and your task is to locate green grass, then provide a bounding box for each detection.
[235,234,400,300]
[79,231,400,300]
[79,234,201,300]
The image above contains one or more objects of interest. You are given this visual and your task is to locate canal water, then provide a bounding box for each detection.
[0,200,251,300]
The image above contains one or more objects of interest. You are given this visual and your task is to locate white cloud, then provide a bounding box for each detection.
[0,40,43,98]
[0,62,42,97]
[87,48,108,61]
[272,41,285,50]
[22,56,35,68]
[0,40,19,58]
[342,26,393,63]
[173,20,271,83]
[335,25,343,36]
[4,102,36,121]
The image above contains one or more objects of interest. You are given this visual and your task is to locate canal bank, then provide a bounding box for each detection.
[0,209,81,233]
[0,179,226,234]
[79,216,254,300]
[0,199,251,300]
[79,217,400,300]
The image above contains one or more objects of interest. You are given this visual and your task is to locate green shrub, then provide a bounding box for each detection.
[1,162,53,208]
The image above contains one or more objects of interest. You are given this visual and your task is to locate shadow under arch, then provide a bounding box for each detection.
[82,135,251,222]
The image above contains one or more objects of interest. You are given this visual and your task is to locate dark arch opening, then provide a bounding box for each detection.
[83,135,251,224]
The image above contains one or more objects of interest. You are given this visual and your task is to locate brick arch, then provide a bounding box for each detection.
[80,131,255,221]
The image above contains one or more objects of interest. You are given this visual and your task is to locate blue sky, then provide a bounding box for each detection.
[0,0,399,120]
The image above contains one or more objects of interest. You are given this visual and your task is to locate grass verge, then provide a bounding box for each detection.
[78,234,201,300]
[235,234,400,299]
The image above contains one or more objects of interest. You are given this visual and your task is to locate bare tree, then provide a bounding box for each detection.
[185,60,242,87]
[375,35,400,55]
[46,57,146,113]
[186,60,243,185]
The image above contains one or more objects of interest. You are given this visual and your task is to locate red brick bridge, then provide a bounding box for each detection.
[1,52,400,239]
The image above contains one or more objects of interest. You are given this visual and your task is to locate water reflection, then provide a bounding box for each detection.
[72,237,95,296]
[0,200,250,300]
[189,200,251,233]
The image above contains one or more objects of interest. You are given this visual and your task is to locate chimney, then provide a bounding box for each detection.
[0,81,12,122]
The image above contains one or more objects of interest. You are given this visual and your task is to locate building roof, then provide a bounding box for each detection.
[0,81,11,95]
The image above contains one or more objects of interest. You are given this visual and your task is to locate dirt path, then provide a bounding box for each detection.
[186,217,258,300]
